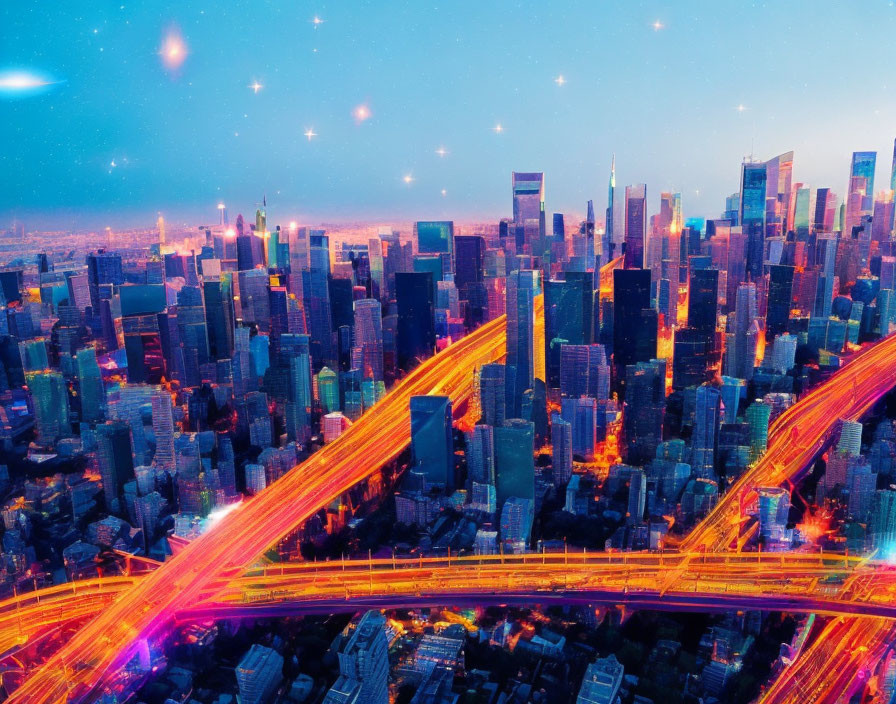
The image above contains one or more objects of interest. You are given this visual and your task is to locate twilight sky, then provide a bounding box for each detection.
[3,1,896,230]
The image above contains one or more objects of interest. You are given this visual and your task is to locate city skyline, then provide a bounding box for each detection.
[5,1,896,228]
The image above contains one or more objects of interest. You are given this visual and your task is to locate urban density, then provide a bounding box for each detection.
[7,3,896,704]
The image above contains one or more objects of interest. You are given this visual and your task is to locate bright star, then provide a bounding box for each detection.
[435,146,448,157]
[250,81,263,94]
[160,29,187,70]
[0,70,57,95]
[304,127,317,141]
[493,123,504,134]
[403,174,414,184]
[555,75,566,86]
[441,189,447,197]
[653,19,664,31]
[353,104,372,123]
[312,16,324,27]
[109,160,117,168]
[736,104,747,112]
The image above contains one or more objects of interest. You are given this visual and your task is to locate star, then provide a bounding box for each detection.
[441,189,447,197]
[250,81,263,94]
[652,20,664,31]
[160,29,187,70]
[353,103,372,123]
[736,104,747,113]
[492,123,504,134]
[109,160,117,168]
[554,75,566,86]
[435,146,448,157]
[304,127,317,141]
[312,16,324,27]
[403,174,414,184]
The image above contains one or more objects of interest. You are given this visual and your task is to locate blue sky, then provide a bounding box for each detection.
[3,1,896,230]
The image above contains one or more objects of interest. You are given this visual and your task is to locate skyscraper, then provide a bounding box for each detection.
[740,160,768,280]
[765,265,795,341]
[506,270,536,417]
[478,363,506,427]
[623,184,647,269]
[612,268,653,394]
[466,424,495,485]
[95,420,135,513]
[623,359,666,465]
[75,346,105,424]
[512,172,545,255]
[495,418,535,508]
[551,413,573,486]
[302,232,335,369]
[323,611,389,704]
[27,370,70,444]
[236,644,284,704]
[410,395,454,490]
[845,151,877,235]
[396,272,435,371]
[353,298,384,382]
[692,385,721,478]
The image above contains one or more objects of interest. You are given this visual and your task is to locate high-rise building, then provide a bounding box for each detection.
[612,268,653,394]
[746,401,772,462]
[837,419,863,457]
[96,420,135,513]
[623,184,647,269]
[551,413,573,486]
[765,265,795,341]
[236,644,284,704]
[466,424,495,485]
[739,161,768,280]
[723,282,760,381]
[495,418,535,508]
[561,397,598,461]
[396,272,435,371]
[478,363,506,427]
[845,151,877,235]
[302,232,335,369]
[27,370,70,444]
[506,270,536,417]
[410,395,454,490]
[353,298,384,382]
[577,654,624,704]
[75,347,105,424]
[687,267,719,345]
[692,385,721,478]
[623,360,666,465]
[512,172,545,254]
[323,611,389,704]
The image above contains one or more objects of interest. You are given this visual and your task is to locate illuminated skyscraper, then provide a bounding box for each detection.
[95,420,135,513]
[551,412,573,486]
[739,160,768,280]
[410,395,454,490]
[27,370,70,444]
[396,272,435,370]
[495,418,535,508]
[353,299,384,382]
[623,183,647,269]
[75,346,105,424]
[302,232,335,369]
[323,611,389,704]
[236,644,284,704]
[692,385,721,478]
[506,270,536,417]
[604,155,618,261]
[813,188,838,233]
[478,363,506,427]
[845,151,877,235]
[623,359,665,465]
[763,151,793,239]
[466,424,495,485]
[512,172,545,254]
[414,221,454,274]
